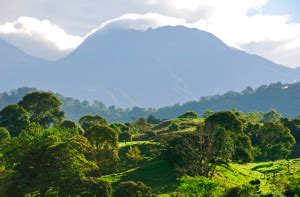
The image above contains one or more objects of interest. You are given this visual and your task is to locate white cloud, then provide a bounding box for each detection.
[0,17,84,60]
[88,13,185,36]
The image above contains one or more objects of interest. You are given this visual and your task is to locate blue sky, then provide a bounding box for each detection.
[263,0,300,22]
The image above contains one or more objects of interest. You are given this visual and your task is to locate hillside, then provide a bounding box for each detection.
[0,39,50,92]
[1,81,300,122]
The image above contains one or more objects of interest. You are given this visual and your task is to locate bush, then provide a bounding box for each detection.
[80,178,112,197]
[225,184,257,197]
[178,111,199,119]
[168,122,179,132]
[114,181,152,197]
[177,176,220,196]
[119,132,132,142]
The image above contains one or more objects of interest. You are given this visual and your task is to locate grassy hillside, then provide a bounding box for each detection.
[103,152,300,195]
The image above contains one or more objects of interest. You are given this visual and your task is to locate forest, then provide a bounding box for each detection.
[1,81,300,123]
[0,91,300,196]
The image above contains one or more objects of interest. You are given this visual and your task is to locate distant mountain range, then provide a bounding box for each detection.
[1,26,300,107]
[1,82,300,123]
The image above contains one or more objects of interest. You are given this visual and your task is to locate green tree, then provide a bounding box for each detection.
[165,125,233,178]
[84,125,118,174]
[114,181,152,197]
[0,127,10,152]
[0,104,30,137]
[257,122,295,160]
[79,115,108,131]
[178,111,199,119]
[135,117,148,132]
[119,132,132,142]
[61,119,84,135]
[18,92,64,128]
[126,146,143,166]
[168,122,179,132]
[205,111,243,133]
[262,109,282,123]
[3,128,98,196]
[232,134,253,163]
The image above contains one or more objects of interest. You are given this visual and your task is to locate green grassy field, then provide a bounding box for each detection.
[102,152,300,195]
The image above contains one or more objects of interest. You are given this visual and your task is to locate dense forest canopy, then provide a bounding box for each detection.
[1,81,300,122]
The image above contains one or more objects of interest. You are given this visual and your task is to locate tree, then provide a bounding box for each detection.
[119,132,132,142]
[146,115,162,124]
[0,104,30,137]
[0,127,10,152]
[205,111,243,133]
[18,92,64,128]
[232,134,253,163]
[165,125,233,178]
[84,125,118,174]
[178,111,199,119]
[168,122,179,132]
[262,109,282,123]
[79,115,108,131]
[135,117,147,132]
[61,119,84,135]
[257,122,295,160]
[3,128,98,196]
[126,146,143,166]
[178,176,220,196]
[114,181,152,197]
[203,110,214,118]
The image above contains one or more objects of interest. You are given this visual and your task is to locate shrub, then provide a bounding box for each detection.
[168,122,179,132]
[114,181,152,197]
[178,111,199,119]
[225,184,257,197]
[177,176,220,196]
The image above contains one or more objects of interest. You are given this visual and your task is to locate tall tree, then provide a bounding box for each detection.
[166,124,233,178]
[0,104,30,137]
[18,92,64,128]
[79,115,108,131]
[84,125,118,174]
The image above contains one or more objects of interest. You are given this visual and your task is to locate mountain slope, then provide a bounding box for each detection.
[0,39,49,92]
[55,26,300,107]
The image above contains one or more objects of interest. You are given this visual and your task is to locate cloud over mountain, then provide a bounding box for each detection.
[0,0,299,67]
[0,17,83,60]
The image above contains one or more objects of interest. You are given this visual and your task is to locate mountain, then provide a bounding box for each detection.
[0,39,49,92]
[53,26,300,107]
[1,26,300,107]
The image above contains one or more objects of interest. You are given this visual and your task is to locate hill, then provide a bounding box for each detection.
[1,81,300,122]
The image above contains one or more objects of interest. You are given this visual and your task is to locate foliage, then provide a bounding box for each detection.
[205,111,243,133]
[165,126,233,178]
[114,181,152,197]
[2,128,98,196]
[84,125,119,174]
[168,122,179,132]
[177,176,220,196]
[18,92,64,128]
[61,119,84,135]
[256,122,296,160]
[79,115,108,131]
[178,111,199,119]
[126,146,143,166]
[0,104,30,137]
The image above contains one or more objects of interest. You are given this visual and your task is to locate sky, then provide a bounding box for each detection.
[0,0,299,68]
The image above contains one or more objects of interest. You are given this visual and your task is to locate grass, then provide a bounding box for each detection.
[103,156,300,195]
